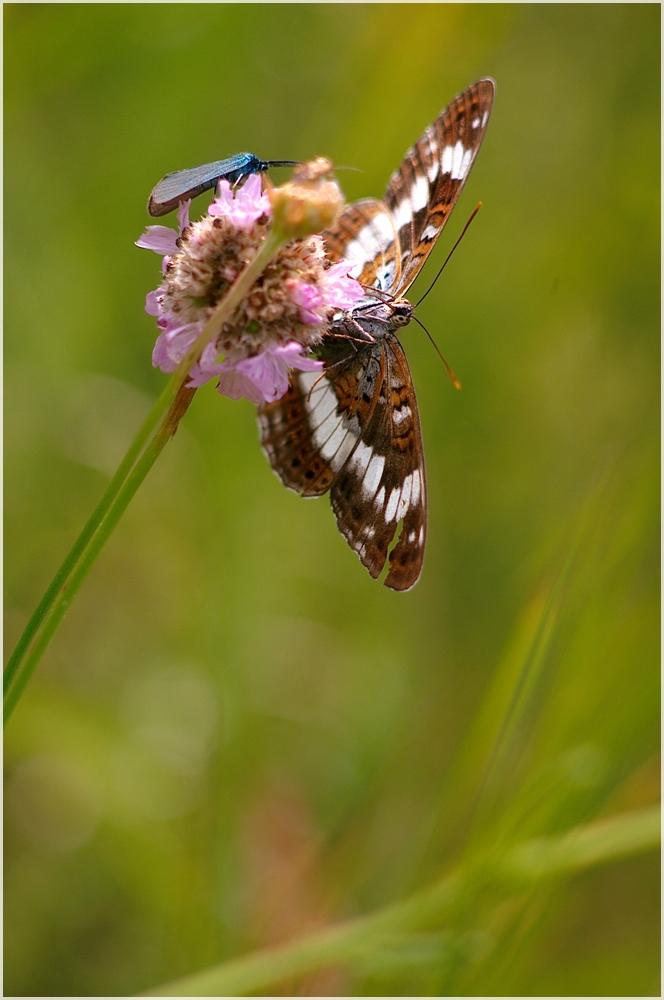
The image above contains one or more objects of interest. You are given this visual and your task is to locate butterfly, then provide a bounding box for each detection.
[258,79,495,590]
[148,153,300,217]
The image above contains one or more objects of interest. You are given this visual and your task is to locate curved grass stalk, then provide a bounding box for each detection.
[141,805,659,997]
[409,494,603,879]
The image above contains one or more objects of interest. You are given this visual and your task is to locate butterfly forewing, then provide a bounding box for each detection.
[386,77,494,295]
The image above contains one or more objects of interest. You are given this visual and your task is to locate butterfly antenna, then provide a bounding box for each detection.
[413,315,462,390]
[359,284,393,301]
[415,202,483,308]
[354,285,394,314]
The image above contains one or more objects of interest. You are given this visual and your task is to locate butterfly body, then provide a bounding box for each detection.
[148,153,300,217]
[259,79,495,590]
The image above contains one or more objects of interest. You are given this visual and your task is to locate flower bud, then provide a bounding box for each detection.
[268,158,344,241]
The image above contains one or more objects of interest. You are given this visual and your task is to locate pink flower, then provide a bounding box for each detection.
[208,174,270,229]
[137,172,362,405]
[323,260,366,309]
[217,342,323,404]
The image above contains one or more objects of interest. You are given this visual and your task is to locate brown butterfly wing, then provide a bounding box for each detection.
[385,77,495,295]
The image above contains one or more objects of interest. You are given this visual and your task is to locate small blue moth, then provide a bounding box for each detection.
[147,153,300,217]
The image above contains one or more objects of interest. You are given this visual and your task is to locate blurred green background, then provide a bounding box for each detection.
[4,4,659,996]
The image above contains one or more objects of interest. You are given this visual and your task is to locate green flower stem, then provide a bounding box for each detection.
[3,375,177,699]
[141,805,660,997]
[3,399,181,723]
[4,229,286,724]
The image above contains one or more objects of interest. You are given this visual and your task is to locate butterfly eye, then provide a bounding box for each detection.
[392,305,412,327]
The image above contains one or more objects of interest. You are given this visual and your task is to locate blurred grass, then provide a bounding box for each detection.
[140,806,660,996]
[4,4,659,997]
[141,804,659,997]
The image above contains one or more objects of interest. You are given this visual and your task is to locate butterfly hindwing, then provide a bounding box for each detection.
[257,377,337,497]
[329,334,426,591]
[258,334,385,498]
[321,198,402,293]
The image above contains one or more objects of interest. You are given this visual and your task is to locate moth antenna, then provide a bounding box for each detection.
[413,315,462,390]
[415,202,482,308]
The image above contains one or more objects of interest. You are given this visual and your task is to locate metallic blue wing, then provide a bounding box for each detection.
[147,153,299,216]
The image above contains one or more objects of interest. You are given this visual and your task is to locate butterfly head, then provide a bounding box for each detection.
[367,295,414,333]
[390,298,414,327]
[353,291,414,333]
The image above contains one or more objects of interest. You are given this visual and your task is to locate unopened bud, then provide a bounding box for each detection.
[291,157,335,184]
[268,158,344,241]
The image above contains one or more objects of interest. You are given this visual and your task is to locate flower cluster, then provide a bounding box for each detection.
[136,173,363,404]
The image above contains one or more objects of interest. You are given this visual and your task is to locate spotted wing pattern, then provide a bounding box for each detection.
[258,79,494,589]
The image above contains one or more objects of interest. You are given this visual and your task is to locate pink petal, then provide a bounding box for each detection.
[288,263,364,326]
[152,323,201,373]
[213,342,322,404]
[145,290,162,316]
[322,260,365,310]
[136,225,179,255]
[299,309,323,324]
[177,200,191,233]
[270,342,322,370]
[290,281,324,311]
[217,367,266,404]
[187,341,226,387]
[208,175,271,229]
[287,353,324,374]
[152,332,177,371]
[234,349,289,401]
